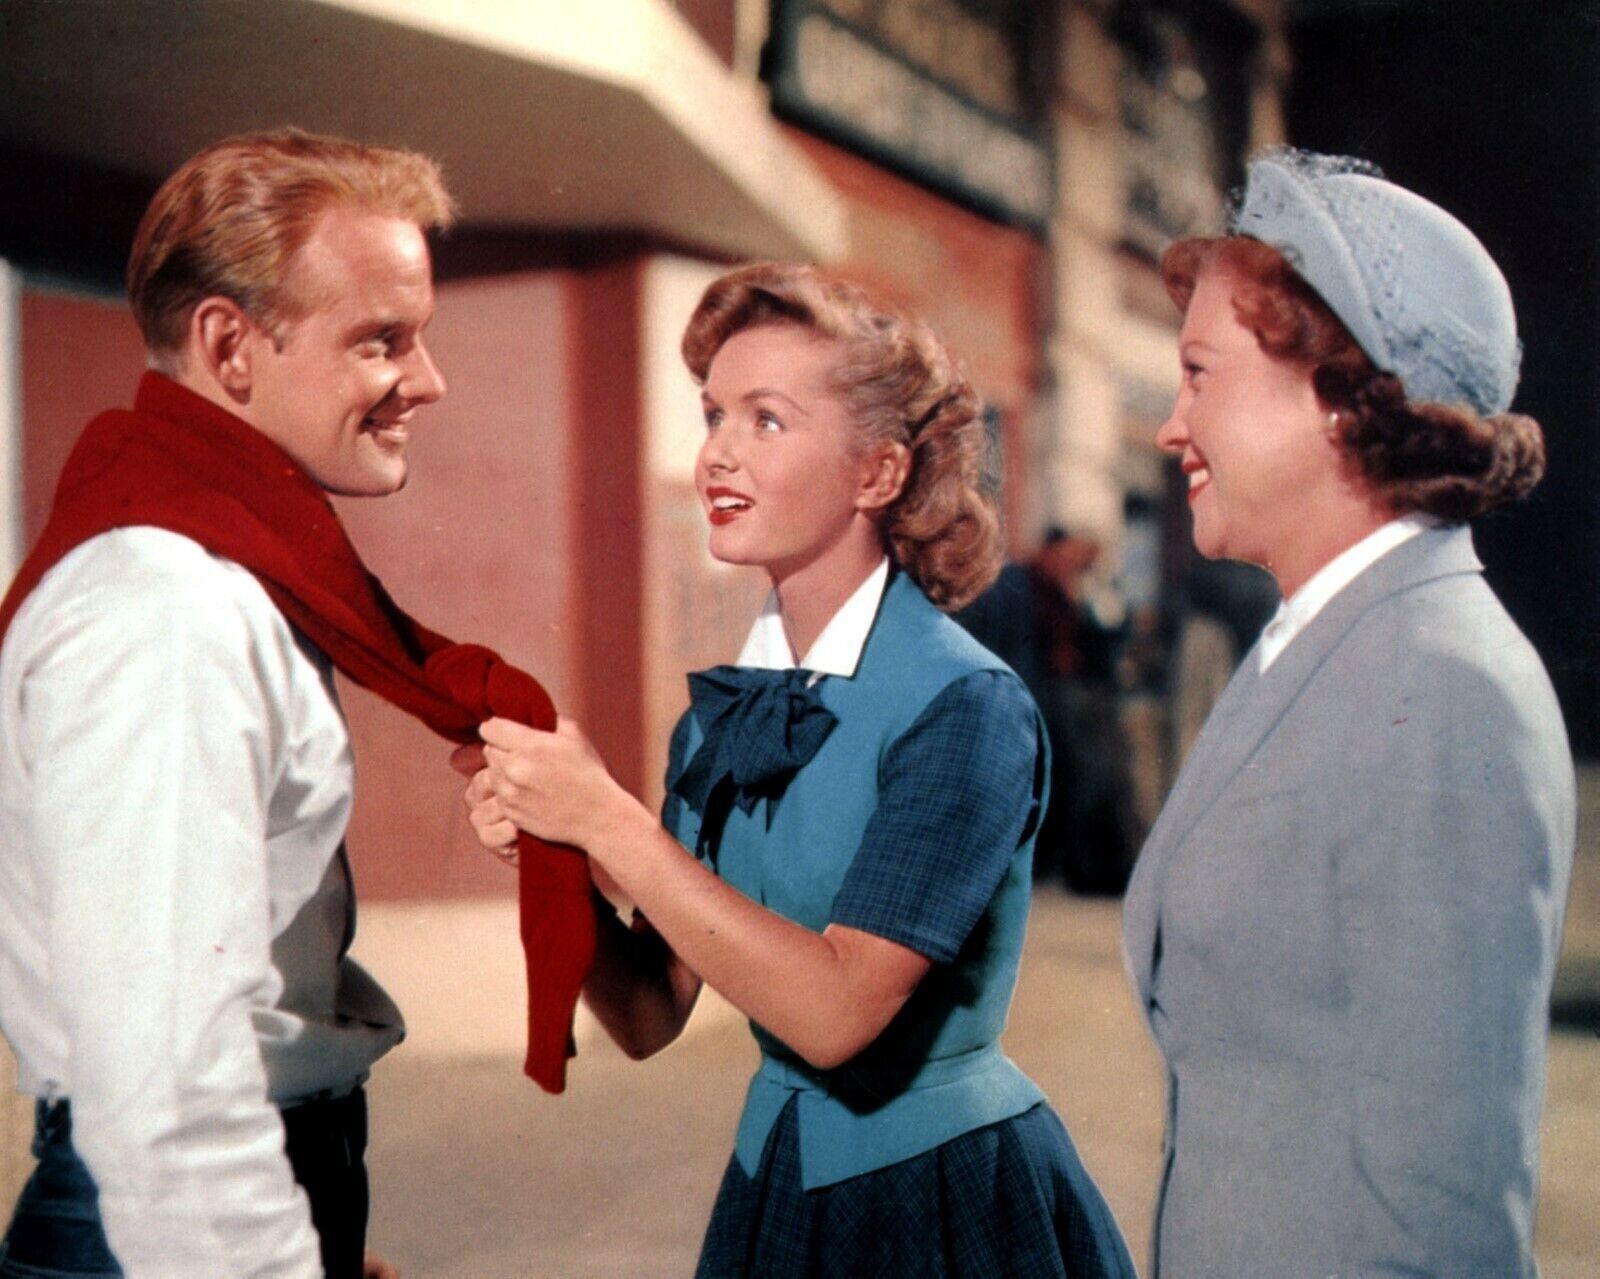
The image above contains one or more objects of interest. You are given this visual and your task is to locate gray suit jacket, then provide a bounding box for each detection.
[1123,525,1574,1277]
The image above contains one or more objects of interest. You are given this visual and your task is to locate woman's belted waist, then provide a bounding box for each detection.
[736,1041,1044,1190]
[755,1040,1004,1097]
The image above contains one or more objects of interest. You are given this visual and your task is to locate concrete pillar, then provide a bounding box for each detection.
[1045,2,1131,551]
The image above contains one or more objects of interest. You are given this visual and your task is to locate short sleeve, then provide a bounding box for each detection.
[829,669,1045,963]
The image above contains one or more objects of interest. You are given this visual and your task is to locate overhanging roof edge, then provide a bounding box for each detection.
[314,0,848,261]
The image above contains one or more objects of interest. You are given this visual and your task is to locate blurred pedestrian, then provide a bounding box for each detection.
[1123,149,1575,1276]
[1029,530,1135,893]
[952,558,1043,691]
[961,529,1134,893]
[464,263,1135,1277]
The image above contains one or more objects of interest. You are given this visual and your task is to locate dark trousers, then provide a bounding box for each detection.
[280,1089,371,1278]
[0,1089,370,1278]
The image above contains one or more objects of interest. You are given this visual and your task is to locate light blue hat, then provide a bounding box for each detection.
[1231,149,1521,415]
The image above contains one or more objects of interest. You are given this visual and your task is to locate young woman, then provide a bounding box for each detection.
[1124,150,1574,1276]
[463,264,1134,1276]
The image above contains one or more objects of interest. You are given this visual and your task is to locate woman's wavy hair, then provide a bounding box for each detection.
[1162,236,1544,520]
[682,263,1002,610]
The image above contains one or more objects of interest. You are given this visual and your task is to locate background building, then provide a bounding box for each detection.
[0,0,1301,898]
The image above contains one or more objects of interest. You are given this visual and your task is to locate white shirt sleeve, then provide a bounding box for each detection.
[15,539,324,1277]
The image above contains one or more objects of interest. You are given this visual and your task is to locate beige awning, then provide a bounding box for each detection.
[0,0,846,262]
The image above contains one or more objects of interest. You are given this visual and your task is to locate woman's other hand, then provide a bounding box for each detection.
[448,741,485,777]
[363,1250,400,1279]
[452,742,520,863]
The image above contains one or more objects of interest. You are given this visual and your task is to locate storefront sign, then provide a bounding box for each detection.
[765,0,1053,230]
[1114,3,1258,258]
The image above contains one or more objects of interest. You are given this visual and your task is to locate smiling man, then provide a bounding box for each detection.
[0,131,455,1278]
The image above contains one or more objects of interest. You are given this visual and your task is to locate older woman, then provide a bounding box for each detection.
[1123,149,1575,1276]
[465,265,1134,1277]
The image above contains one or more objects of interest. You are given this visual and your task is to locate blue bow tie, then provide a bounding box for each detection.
[670,665,839,855]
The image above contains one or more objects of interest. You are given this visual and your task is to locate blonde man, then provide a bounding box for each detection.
[0,129,454,1278]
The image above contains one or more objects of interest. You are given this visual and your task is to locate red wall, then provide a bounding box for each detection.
[20,290,148,545]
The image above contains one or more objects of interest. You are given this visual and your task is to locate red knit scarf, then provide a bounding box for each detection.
[0,372,593,1094]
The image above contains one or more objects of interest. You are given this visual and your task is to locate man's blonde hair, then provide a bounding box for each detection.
[128,128,455,368]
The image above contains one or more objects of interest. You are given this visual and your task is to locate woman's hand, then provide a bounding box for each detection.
[363,1250,400,1279]
[455,755,521,864]
[479,715,634,851]
[462,719,930,1069]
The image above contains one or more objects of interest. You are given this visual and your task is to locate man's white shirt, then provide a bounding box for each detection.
[0,527,402,1277]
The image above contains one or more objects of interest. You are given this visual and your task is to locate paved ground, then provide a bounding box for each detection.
[359,892,1167,1279]
[358,808,1600,1278]
[0,781,1593,1276]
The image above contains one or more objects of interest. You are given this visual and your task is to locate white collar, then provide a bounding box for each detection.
[1258,513,1439,673]
[735,558,891,678]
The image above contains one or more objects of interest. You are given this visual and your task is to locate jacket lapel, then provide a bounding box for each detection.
[1126,526,1483,991]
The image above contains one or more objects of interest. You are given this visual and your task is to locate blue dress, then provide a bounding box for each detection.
[666,573,1133,1278]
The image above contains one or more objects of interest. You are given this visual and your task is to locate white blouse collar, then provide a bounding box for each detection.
[1258,513,1439,672]
[735,557,891,678]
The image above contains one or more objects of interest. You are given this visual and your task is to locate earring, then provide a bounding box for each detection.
[1325,410,1341,438]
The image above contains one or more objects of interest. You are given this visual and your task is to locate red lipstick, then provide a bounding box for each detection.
[705,485,753,527]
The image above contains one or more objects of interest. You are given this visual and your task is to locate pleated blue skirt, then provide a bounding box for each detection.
[696,1098,1136,1278]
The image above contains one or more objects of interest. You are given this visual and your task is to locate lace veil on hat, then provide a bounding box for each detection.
[1230,148,1521,416]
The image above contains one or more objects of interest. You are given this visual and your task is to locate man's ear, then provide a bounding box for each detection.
[187,297,258,402]
[857,441,911,514]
